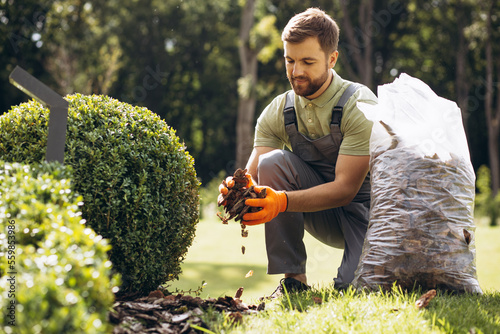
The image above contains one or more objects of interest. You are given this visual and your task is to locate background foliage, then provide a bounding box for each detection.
[0,0,498,192]
[475,165,500,226]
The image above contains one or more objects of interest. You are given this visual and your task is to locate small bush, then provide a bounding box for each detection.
[475,165,500,226]
[0,161,119,334]
[0,94,200,294]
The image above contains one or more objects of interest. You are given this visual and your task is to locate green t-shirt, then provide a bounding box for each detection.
[254,70,378,156]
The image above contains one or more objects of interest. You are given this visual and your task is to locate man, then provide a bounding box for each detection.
[221,8,377,296]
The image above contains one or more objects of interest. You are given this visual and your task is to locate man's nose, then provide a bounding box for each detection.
[292,63,304,77]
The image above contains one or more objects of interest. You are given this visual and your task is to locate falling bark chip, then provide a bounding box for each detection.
[235,287,244,299]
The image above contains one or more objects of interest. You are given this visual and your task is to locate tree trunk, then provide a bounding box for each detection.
[455,0,471,135]
[360,0,374,86]
[236,0,258,169]
[484,1,500,195]
[338,0,375,88]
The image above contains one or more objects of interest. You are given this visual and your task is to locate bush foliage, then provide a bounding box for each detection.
[0,161,118,334]
[0,94,200,294]
[475,165,500,226]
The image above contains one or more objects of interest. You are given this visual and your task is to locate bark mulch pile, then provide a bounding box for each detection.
[110,288,265,334]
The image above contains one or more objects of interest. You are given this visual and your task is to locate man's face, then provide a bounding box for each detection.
[284,36,338,99]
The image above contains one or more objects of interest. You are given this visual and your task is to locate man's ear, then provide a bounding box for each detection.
[329,50,339,68]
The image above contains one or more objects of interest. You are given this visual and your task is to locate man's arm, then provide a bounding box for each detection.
[245,146,276,184]
[285,154,370,212]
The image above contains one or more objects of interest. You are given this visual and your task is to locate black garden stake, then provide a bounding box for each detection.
[9,66,69,164]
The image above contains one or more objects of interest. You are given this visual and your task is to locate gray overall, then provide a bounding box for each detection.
[257,83,371,288]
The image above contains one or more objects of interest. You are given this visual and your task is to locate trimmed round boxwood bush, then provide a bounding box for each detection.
[0,161,119,334]
[0,94,200,294]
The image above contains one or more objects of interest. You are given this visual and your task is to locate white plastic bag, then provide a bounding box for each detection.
[352,74,481,293]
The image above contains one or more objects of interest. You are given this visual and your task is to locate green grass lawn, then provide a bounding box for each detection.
[168,215,500,302]
[201,287,500,334]
[475,219,500,292]
[167,216,500,333]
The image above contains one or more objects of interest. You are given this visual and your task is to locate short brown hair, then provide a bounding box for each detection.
[281,8,340,54]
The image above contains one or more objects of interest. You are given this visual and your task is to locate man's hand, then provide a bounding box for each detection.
[243,186,288,226]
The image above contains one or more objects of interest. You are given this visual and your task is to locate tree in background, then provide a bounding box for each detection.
[42,1,122,95]
[481,0,500,195]
[1,0,497,190]
[336,0,377,88]
[476,165,500,226]
[236,0,257,169]
[236,0,280,168]
[112,0,242,183]
[0,1,51,112]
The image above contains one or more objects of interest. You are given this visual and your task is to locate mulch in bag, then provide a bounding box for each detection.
[352,73,482,294]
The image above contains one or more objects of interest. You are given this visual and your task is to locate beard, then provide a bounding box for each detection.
[288,67,330,98]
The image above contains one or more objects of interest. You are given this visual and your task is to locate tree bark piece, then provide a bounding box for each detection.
[415,289,437,309]
[217,168,265,238]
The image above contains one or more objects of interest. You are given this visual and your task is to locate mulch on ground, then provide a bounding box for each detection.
[110,289,265,334]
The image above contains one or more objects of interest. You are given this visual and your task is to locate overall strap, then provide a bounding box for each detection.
[331,83,365,126]
[283,91,297,130]
[330,83,364,148]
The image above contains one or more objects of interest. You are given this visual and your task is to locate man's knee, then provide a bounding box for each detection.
[257,150,292,186]
[258,150,286,173]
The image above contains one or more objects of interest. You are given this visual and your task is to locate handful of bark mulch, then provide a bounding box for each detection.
[217,168,265,244]
[352,122,482,294]
[111,288,265,334]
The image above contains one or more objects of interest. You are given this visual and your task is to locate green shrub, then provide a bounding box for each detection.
[0,161,119,334]
[475,165,500,226]
[0,94,200,294]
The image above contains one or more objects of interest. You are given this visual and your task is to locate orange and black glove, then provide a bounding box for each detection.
[243,186,288,226]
